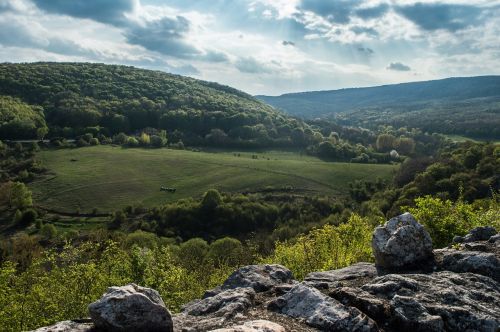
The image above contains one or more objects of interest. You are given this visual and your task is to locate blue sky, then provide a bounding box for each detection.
[0,0,499,95]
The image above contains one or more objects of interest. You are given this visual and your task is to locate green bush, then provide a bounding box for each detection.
[265,214,373,279]
[407,195,500,248]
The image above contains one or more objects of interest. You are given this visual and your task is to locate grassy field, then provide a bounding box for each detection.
[30,146,396,213]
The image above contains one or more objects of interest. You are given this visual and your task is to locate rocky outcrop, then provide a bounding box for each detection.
[435,249,500,281]
[209,320,286,332]
[205,264,293,297]
[268,283,379,331]
[334,271,500,332]
[304,262,377,290]
[33,320,94,332]
[183,288,256,317]
[88,284,173,332]
[33,214,500,332]
[372,213,433,269]
[453,226,497,243]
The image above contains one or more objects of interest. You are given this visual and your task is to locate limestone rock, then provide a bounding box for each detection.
[32,320,94,332]
[437,249,500,281]
[209,320,286,332]
[183,288,255,318]
[461,226,497,243]
[305,262,377,290]
[88,283,172,332]
[339,271,500,332]
[218,265,293,293]
[372,213,433,269]
[268,283,379,331]
[489,234,500,243]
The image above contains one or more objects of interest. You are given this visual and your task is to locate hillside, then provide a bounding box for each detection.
[0,62,302,145]
[257,76,500,139]
[30,146,395,213]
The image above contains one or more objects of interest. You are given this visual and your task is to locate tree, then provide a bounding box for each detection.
[178,238,209,270]
[396,137,416,155]
[40,224,57,239]
[201,189,223,210]
[207,237,245,267]
[2,182,33,210]
[150,135,166,148]
[139,133,151,146]
[376,134,396,152]
[18,208,38,227]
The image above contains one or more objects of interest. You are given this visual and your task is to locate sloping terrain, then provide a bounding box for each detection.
[0,62,299,140]
[257,76,500,139]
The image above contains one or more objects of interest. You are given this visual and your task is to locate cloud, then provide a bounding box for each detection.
[45,38,98,57]
[123,16,201,59]
[282,40,295,46]
[355,4,389,20]
[31,0,136,25]
[0,16,48,48]
[387,62,411,71]
[357,46,374,55]
[350,26,379,37]
[396,3,483,32]
[235,56,272,74]
[299,0,361,24]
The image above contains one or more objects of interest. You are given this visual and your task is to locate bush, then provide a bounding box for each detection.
[207,237,245,267]
[89,138,99,146]
[40,224,58,239]
[407,195,500,248]
[127,137,139,147]
[266,214,373,279]
[18,208,38,227]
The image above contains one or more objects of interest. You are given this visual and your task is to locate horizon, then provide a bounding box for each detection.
[1,0,500,95]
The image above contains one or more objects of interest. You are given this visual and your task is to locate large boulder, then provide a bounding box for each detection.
[88,283,172,332]
[333,271,500,331]
[268,283,379,331]
[305,262,377,290]
[372,213,433,269]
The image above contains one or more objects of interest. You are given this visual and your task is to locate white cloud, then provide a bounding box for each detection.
[0,0,498,94]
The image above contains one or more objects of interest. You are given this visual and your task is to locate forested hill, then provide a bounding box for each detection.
[257,76,500,116]
[257,76,500,139]
[0,62,302,144]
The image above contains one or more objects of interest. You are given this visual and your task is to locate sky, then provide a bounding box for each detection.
[0,0,500,95]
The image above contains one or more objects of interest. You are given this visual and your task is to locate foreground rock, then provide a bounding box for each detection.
[205,264,293,297]
[304,262,377,290]
[33,320,94,332]
[33,215,500,332]
[333,271,500,331]
[372,213,433,269]
[435,249,500,281]
[210,320,286,332]
[453,226,497,243]
[88,284,173,332]
[268,283,379,331]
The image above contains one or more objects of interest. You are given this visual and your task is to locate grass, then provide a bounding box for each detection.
[30,146,396,213]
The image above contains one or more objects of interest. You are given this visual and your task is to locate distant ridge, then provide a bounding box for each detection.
[256,76,500,118]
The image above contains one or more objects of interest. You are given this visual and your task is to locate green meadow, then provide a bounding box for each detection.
[30,146,396,213]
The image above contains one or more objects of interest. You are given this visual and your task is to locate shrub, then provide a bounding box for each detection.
[407,195,500,248]
[40,224,58,239]
[266,214,373,279]
[18,208,38,227]
[89,138,99,146]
